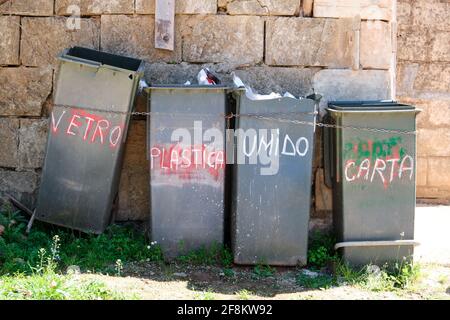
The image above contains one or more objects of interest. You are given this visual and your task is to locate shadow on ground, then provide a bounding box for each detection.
[119,261,318,298]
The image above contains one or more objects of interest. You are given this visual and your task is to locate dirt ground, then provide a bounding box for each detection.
[77,204,450,300]
[80,262,450,300]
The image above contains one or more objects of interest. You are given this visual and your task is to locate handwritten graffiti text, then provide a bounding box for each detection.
[51,108,125,148]
[344,137,414,188]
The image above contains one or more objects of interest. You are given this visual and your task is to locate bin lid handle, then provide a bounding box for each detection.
[58,55,102,69]
[334,240,420,250]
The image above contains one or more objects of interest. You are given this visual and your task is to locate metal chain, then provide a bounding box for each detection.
[315,122,417,135]
[53,104,318,116]
[53,104,417,136]
[233,114,417,135]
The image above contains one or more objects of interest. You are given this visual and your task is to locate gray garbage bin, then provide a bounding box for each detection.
[231,91,319,266]
[35,47,144,234]
[324,101,420,266]
[147,85,230,258]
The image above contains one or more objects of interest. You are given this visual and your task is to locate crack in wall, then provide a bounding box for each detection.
[255,0,271,15]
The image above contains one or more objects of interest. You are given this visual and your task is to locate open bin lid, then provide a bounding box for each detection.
[58,46,144,72]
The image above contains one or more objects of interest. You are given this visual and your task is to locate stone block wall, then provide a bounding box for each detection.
[397,0,450,201]
[0,1,409,230]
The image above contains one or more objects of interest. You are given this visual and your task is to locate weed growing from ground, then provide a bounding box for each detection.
[0,235,127,300]
[334,259,421,292]
[115,259,123,277]
[194,289,216,300]
[296,273,335,289]
[236,289,252,300]
[253,263,275,279]
[222,268,235,278]
[177,242,232,267]
[307,231,337,269]
[0,206,163,275]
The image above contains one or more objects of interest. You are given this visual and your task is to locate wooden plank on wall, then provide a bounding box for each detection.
[303,0,314,17]
[155,0,175,51]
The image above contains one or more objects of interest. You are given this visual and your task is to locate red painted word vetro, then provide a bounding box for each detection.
[51,108,125,148]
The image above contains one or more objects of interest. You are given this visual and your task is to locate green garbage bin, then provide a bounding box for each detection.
[146,85,230,258]
[324,101,421,266]
[35,47,144,233]
[231,91,320,266]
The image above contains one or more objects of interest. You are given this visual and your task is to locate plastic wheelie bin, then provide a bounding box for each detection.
[35,47,144,233]
[231,90,320,266]
[146,85,230,258]
[324,101,420,266]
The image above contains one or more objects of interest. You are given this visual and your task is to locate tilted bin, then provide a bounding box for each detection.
[324,101,420,266]
[35,47,144,233]
[147,86,230,258]
[231,91,319,266]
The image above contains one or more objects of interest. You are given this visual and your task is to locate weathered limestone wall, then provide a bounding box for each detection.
[397,0,450,201]
[0,1,403,230]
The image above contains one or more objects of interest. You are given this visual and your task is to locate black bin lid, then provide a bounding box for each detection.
[62,46,143,72]
[328,100,415,111]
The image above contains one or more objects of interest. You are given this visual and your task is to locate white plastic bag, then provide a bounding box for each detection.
[197,68,221,85]
[232,73,298,100]
[138,79,149,93]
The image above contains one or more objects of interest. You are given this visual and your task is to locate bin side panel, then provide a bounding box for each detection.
[232,96,316,266]
[148,88,227,258]
[36,107,129,233]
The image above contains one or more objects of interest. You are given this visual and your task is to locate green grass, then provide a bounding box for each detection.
[307,231,337,269]
[222,267,235,277]
[1,205,423,298]
[296,259,420,292]
[296,273,335,289]
[193,290,216,300]
[334,259,421,292]
[300,231,421,292]
[177,242,233,267]
[236,289,252,300]
[252,263,275,278]
[0,229,131,300]
[0,206,163,275]
[0,272,126,300]
[437,274,448,285]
